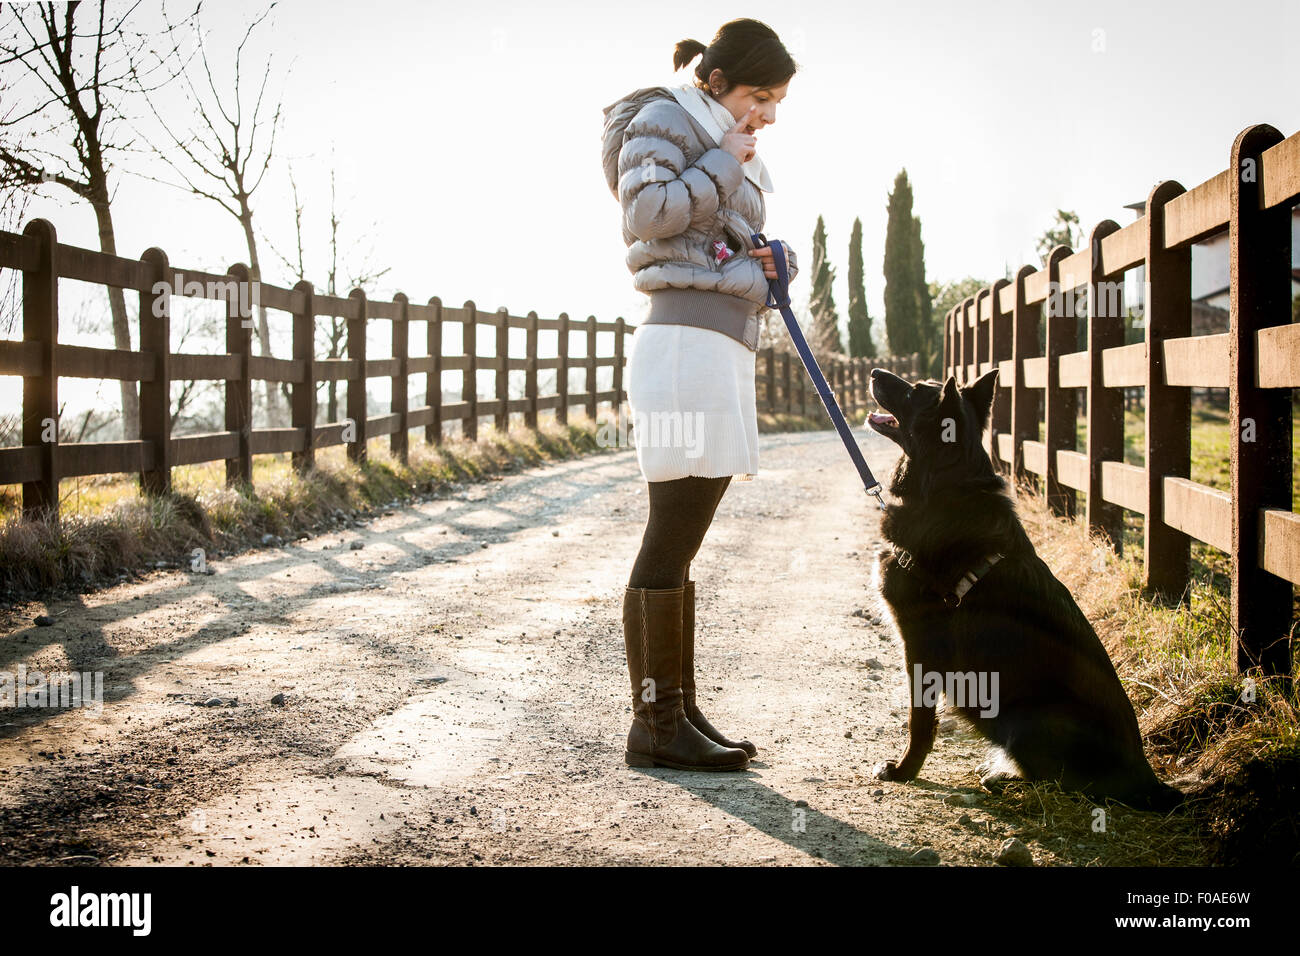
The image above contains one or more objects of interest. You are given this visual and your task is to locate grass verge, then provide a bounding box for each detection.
[0,415,614,597]
[1006,479,1298,866]
[0,408,834,598]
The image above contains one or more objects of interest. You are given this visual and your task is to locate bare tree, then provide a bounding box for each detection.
[0,159,28,334]
[267,162,389,426]
[132,0,290,424]
[0,1,187,438]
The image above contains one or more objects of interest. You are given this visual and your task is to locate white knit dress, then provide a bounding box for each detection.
[625,321,759,482]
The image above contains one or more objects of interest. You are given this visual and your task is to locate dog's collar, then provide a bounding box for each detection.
[890,546,1005,608]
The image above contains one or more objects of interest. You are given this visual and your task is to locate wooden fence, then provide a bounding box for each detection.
[758,348,918,421]
[943,122,1300,676]
[0,218,910,529]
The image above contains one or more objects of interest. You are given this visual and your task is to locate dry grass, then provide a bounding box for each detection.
[987,781,1212,866]
[0,414,620,596]
[0,406,838,598]
[757,409,843,433]
[1007,478,1299,865]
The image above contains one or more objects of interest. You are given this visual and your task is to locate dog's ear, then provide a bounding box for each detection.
[938,375,961,417]
[963,367,999,430]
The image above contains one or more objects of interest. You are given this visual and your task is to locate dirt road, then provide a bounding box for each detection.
[0,428,1197,866]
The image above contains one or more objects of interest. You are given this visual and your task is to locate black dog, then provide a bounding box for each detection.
[866,367,1180,811]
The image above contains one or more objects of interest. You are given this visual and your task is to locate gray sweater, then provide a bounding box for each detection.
[601,85,798,342]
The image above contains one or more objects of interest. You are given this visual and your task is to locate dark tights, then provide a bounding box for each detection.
[628,475,732,589]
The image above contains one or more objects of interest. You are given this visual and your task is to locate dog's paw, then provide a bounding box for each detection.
[979,770,1021,793]
[873,760,909,781]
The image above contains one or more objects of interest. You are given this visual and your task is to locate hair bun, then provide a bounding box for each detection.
[672,37,707,72]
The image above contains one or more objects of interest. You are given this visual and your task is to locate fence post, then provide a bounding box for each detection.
[495,306,509,433]
[988,279,1012,474]
[955,302,966,382]
[526,311,539,430]
[612,316,625,435]
[974,288,992,461]
[1043,244,1077,518]
[557,312,569,426]
[956,311,964,378]
[139,246,171,497]
[347,287,368,463]
[391,292,409,464]
[946,310,956,377]
[1010,264,1039,487]
[960,298,974,384]
[1229,124,1293,675]
[1086,220,1124,552]
[292,280,316,474]
[1143,179,1192,601]
[22,219,58,526]
[463,300,478,442]
[975,287,991,372]
[765,348,776,413]
[586,315,597,422]
[781,352,791,415]
[427,296,443,446]
[226,262,253,488]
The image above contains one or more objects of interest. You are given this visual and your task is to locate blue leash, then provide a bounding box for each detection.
[751,233,885,510]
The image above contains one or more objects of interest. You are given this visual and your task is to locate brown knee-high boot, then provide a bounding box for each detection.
[681,579,758,757]
[623,585,749,771]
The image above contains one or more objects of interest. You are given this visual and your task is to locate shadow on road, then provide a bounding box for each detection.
[629,765,927,865]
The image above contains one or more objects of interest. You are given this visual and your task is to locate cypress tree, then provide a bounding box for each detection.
[911,213,934,375]
[883,169,919,358]
[846,216,875,358]
[808,215,844,359]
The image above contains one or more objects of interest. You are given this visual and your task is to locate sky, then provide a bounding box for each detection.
[10,0,1300,340]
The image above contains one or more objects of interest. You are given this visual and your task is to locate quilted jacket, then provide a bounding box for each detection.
[601,85,798,318]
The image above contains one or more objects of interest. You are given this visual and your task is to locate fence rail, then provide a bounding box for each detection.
[756,348,918,422]
[0,217,910,530]
[943,122,1300,676]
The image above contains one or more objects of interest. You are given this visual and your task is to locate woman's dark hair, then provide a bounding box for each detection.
[672,18,798,96]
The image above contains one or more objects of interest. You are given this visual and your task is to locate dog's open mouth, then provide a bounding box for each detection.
[867,410,898,435]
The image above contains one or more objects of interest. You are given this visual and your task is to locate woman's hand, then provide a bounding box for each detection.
[720,105,758,165]
[748,245,778,279]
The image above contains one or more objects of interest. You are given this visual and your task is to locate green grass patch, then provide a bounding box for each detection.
[1068,400,1300,501]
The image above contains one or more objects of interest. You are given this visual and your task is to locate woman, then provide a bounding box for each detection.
[600,18,799,771]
